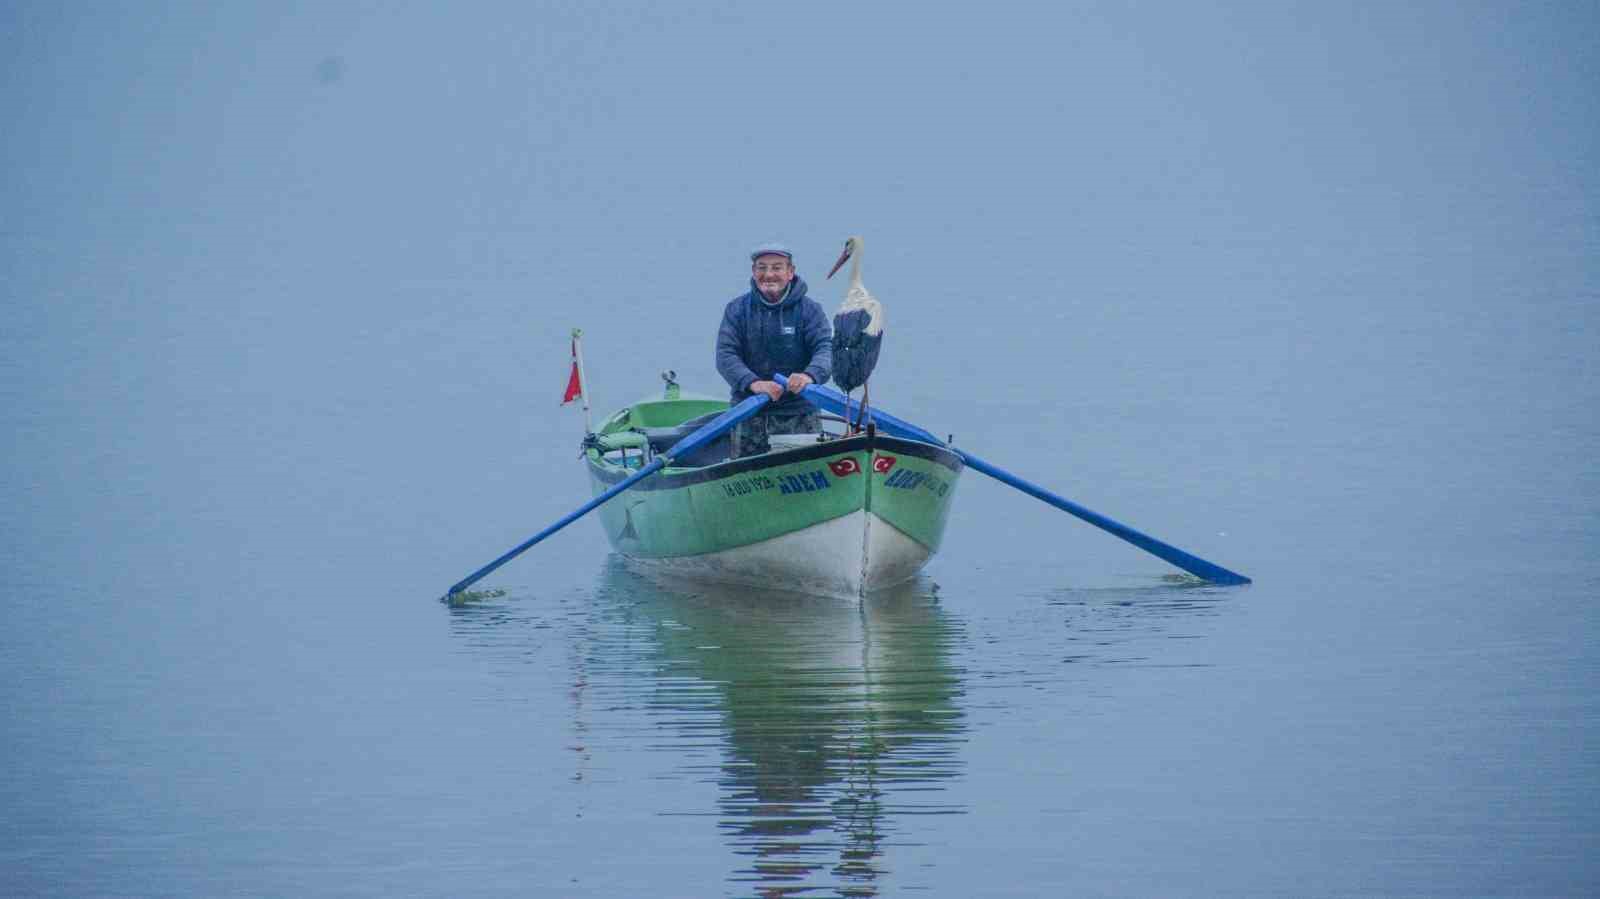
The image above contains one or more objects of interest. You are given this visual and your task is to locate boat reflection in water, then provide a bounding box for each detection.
[451,556,968,895]
[630,566,967,893]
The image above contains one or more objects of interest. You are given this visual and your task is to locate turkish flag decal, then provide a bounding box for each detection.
[827,458,862,477]
[872,455,897,474]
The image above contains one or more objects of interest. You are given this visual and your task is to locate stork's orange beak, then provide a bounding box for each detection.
[826,242,852,279]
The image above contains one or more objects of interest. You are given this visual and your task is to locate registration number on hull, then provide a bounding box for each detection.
[719,468,836,498]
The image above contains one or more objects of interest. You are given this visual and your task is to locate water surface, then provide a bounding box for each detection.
[2,2,1596,896]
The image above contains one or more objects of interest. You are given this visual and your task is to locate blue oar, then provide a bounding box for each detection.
[781,376,1250,586]
[441,394,771,602]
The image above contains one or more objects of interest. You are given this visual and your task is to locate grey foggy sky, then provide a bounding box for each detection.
[6,2,1594,264]
[1,1,1595,585]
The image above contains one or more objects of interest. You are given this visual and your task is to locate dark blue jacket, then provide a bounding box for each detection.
[715,276,833,414]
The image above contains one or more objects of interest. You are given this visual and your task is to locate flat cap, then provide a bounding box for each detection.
[749,241,794,262]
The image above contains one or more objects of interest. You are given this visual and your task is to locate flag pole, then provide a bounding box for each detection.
[571,327,593,434]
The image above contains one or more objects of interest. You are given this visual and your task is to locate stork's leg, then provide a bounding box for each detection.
[856,381,871,432]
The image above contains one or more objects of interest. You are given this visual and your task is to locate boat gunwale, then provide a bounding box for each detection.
[586,433,964,491]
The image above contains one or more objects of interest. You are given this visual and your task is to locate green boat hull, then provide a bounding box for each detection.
[584,400,962,598]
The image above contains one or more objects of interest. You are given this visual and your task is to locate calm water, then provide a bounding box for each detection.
[3,3,1597,897]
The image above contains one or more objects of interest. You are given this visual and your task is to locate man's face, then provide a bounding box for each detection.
[752,254,794,300]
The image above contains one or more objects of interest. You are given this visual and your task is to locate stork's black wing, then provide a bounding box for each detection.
[832,308,883,393]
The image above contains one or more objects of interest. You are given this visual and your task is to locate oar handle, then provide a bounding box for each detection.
[778,375,942,444]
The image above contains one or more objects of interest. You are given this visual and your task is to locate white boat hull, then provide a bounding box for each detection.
[618,509,930,600]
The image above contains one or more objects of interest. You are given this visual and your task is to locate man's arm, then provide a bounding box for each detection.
[715,301,759,393]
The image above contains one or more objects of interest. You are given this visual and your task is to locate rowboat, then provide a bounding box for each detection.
[442,339,1247,604]
[582,384,963,599]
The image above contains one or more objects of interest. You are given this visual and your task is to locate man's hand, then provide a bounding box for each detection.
[785,372,813,394]
[750,380,784,402]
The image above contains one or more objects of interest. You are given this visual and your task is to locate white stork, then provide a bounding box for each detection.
[826,235,884,431]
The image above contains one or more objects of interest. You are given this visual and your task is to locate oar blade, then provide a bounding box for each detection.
[442,457,665,602]
[788,378,1250,586]
[960,454,1251,585]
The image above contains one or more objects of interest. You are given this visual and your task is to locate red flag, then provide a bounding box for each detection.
[561,339,583,405]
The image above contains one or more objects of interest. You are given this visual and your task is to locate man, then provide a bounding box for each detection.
[715,242,833,458]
